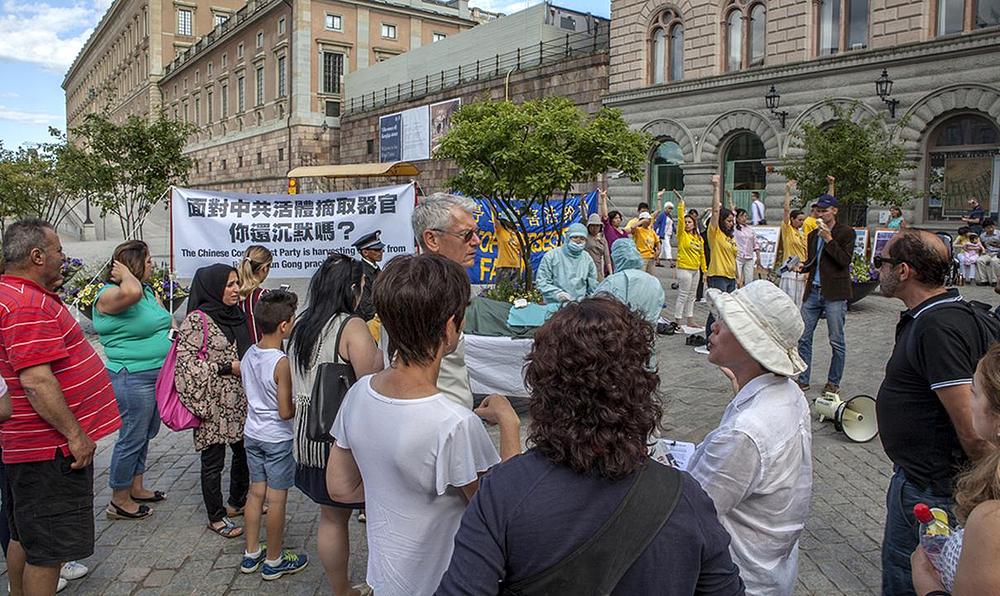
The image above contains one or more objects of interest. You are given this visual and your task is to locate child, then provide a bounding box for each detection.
[238,290,308,580]
[958,231,984,285]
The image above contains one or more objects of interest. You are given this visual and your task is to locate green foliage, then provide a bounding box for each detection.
[71,112,196,238]
[782,102,914,210]
[480,279,544,304]
[434,97,650,287]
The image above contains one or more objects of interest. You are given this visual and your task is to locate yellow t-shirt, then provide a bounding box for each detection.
[780,220,807,263]
[675,201,706,272]
[707,223,738,279]
[632,226,659,259]
[802,216,818,237]
[495,225,522,269]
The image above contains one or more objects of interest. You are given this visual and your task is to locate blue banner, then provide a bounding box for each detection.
[469,191,599,284]
[379,114,401,162]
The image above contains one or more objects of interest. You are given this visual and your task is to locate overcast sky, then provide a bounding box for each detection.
[0,0,610,150]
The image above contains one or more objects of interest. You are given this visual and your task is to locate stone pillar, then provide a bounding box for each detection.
[410,16,422,50]
[291,0,313,123]
[356,6,370,68]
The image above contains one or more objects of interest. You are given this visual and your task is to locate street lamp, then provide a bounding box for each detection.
[764,85,788,128]
[875,69,899,119]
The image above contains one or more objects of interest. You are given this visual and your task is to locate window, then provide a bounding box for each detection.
[237,43,244,59]
[432,32,447,42]
[256,152,262,164]
[256,31,264,49]
[214,13,228,27]
[221,53,227,67]
[207,62,213,76]
[650,139,685,203]
[648,9,683,84]
[322,51,344,94]
[194,97,200,124]
[726,9,742,71]
[221,83,228,116]
[277,56,286,97]
[278,147,284,161]
[723,132,767,210]
[816,0,867,54]
[207,90,213,122]
[381,23,397,39]
[926,114,999,221]
[325,100,341,117]
[936,0,1000,33]
[847,0,868,49]
[818,0,840,54]
[976,0,1000,28]
[749,4,765,65]
[183,102,189,122]
[325,14,342,30]
[278,17,286,35]
[237,75,245,112]
[177,9,192,36]
[222,159,227,170]
[238,155,244,167]
[255,66,264,106]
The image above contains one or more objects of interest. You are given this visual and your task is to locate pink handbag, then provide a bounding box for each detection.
[155,310,207,431]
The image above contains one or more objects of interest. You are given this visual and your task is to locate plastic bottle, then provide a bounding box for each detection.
[913,503,952,571]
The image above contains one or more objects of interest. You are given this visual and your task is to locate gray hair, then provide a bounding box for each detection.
[2,219,55,266]
[412,193,478,249]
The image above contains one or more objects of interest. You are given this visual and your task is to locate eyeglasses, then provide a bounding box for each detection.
[873,255,904,268]
[431,227,480,243]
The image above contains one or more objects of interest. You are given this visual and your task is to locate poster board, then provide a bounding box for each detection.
[753,226,780,269]
[430,98,461,154]
[400,105,430,161]
[853,228,869,259]
[871,229,898,263]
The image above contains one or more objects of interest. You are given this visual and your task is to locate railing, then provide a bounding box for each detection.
[345,26,609,115]
[163,0,279,77]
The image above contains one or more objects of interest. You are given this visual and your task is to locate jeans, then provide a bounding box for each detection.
[881,467,955,596]
[797,289,847,386]
[200,441,249,523]
[705,276,737,339]
[0,449,8,557]
[108,368,161,490]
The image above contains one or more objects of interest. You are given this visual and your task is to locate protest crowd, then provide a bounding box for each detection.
[3,178,1000,596]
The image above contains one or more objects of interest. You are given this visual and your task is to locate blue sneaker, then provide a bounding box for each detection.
[240,546,267,574]
[261,550,308,580]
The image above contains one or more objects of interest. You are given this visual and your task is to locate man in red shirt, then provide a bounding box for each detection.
[0,219,121,596]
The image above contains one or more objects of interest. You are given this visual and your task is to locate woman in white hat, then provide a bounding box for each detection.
[584,213,612,281]
[687,280,813,596]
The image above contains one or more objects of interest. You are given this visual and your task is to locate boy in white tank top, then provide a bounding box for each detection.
[239,290,309,580]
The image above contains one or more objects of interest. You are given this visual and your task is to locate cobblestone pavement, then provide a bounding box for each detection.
[7,246,998,595]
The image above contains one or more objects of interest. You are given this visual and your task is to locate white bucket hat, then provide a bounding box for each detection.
[706,280,807,377]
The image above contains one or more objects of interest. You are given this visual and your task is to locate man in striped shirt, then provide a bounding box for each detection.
[0,219,121,596]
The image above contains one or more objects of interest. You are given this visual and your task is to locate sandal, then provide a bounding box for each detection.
[226,504,268,518]
[131,490,166,503]
[207,517,244,539]
[106,501,153,520]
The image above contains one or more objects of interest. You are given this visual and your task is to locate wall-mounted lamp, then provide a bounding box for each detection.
[313,121,329,140]
[764,85,789,128]
[875,69,899,119]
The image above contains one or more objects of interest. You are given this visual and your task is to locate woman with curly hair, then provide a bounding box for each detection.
[911,342,1000,594]
[436,297,744,595]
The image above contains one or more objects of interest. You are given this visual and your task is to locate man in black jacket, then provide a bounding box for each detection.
[796,192,854,393]
[353,230,384,321]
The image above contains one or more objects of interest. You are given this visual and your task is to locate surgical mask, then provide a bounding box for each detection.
[566,240,585,255]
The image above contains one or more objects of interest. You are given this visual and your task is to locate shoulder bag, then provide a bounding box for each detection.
[155,310,207,431]
[305,314,359,443]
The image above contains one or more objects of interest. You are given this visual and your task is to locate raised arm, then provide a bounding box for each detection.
[96,261,144,315]
[710,175,722,229]
[725,190,735,212]
[598,188,609,220]
[656,189,665,212]
[826,175,836,196]
[783,179,796,222]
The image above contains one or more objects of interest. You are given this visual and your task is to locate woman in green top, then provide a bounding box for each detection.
[93,240,173,520]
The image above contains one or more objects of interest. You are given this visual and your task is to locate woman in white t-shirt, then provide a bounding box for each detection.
[327,254,522,596]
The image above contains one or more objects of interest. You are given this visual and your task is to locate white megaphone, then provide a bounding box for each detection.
[812,392,879,443]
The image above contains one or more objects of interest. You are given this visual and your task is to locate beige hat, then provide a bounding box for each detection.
[586,213,603,227]
[706,280,807,377]
[638,212,652,221]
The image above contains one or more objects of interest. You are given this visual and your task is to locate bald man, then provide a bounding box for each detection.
[874,230,993,596]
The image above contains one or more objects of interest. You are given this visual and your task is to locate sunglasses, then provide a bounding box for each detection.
[431,228,480,243]
[873,255,905,268]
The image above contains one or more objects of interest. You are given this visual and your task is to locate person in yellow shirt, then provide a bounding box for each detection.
[779,179,808,307]
[491,211,523,285]
[801,175,836,236]
[699,174,738,353]
[630,212,661,273]
[673,192,706,329]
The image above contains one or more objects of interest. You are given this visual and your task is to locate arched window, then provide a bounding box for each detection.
[749,4,766,66]
[647,9,684,84]
[723,132,767,211]
[926,113,999,221]
[727,9,743,72]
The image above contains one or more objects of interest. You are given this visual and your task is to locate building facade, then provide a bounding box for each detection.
[605,0,1000,227]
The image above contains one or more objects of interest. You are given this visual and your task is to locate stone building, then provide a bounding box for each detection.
[605,0,1000,228]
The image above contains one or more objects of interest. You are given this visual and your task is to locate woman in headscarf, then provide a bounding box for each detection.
[175,263,252,539]
[535,223,598,304]
[594,238,665,325]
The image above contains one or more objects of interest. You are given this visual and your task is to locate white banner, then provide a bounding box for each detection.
[170,183,416,278]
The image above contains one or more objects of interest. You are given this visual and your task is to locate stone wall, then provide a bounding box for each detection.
[339,51,608,193]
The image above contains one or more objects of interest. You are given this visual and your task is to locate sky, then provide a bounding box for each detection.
[0,0,611,151]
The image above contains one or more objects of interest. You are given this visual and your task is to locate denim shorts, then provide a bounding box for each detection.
[243,437,295,490]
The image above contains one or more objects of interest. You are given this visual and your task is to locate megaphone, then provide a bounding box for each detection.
[813,392,879,443]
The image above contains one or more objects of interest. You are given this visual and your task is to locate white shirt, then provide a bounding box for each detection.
[381,326,473,409]
[688,373,813,596]
[240,345,293,442]
[751,199,766,225]
[332,375,500,596]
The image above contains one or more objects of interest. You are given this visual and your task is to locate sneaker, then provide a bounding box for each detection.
[261,550,309,580]
[241,545,267,574]
[796,380,810,391]
[693,346,710,355]
[60,561,88,581]
[357,510,366,523]
[823,382,840,395]
[57,578,68,593]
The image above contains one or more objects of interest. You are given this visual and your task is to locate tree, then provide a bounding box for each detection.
[71,113,195,238]
[434,97,650,288]
[782,101,914,224]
